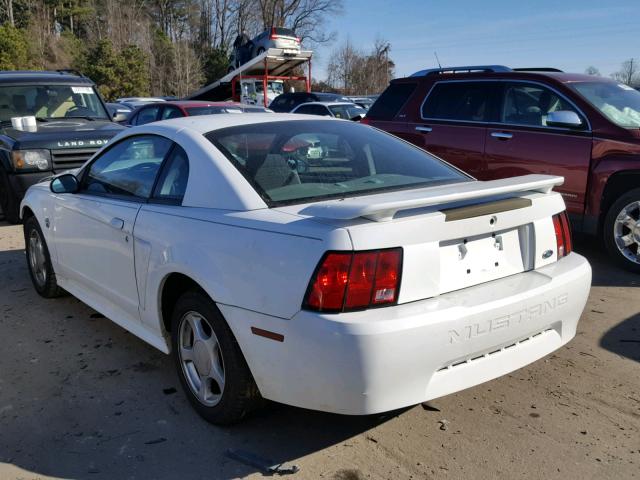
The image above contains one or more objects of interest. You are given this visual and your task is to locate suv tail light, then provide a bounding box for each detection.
[270,27,279,40]
[360,117,371,125]
[304,248,403,312]
[553,211,573,259]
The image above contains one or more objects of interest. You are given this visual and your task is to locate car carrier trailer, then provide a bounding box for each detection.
[188,48,312,107]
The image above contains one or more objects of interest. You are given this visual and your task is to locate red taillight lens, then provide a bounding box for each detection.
[270,27,277,40]
[345,252,377,308]
[372,249,402,305]
[552,211,573,259]
[305,249,403,312]
[306,252,351,311]
[360,117,371,125]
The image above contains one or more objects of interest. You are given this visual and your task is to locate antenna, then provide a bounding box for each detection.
[434,52,442,69]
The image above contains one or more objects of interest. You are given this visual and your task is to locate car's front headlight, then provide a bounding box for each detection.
[11,149,51,171]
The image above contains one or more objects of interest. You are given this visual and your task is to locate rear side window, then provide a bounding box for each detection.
[152,145,189,204]
[422,82,494,122]
[367,83,416,120]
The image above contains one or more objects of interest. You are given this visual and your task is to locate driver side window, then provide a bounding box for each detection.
[81,135,172,200]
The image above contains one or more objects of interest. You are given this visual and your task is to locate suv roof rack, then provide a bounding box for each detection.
[512,67,563,72]
[410,65,512,77]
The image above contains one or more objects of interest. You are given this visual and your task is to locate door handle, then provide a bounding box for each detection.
[415,126,433,133]
[110,217,124,230]
[491,131,513,140]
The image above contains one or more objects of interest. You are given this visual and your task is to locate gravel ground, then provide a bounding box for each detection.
[0,220,638,480]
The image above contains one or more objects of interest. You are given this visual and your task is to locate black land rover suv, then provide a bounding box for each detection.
[0,71,125,223]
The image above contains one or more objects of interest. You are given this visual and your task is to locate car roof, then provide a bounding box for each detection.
[164,101,262,108]
[127,113,335,134]
[392,69,619,85]
[0,70,93,85]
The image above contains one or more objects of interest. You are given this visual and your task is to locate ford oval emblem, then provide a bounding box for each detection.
[542,249,553,259]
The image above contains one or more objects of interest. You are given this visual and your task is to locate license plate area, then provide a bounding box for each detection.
[439,227,527,294]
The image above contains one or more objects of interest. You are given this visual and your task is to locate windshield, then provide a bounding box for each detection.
[206,120,468,206]
[255,82,284,95]
[328,104,367,119]
[186,106,269,115]
[571,81,640,128]
[0,84,109,122]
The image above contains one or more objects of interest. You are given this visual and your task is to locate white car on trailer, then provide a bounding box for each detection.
[20,114,591,424]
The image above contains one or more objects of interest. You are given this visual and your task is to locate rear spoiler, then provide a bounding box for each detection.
[299,174,564,222]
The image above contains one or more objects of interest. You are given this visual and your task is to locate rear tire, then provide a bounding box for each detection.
[170,291,262,425]
[603,188,640,273]
[0,169,20,224]
[24,216,65,297]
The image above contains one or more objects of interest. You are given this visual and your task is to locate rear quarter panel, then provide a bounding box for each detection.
[134,205,352,334]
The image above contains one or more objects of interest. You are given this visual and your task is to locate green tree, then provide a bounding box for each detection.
[80,39,150,100]
[118,45,150,97]
[201,47,229,85]
[0,25,31,70]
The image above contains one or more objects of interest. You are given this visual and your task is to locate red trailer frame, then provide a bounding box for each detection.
[231,56,312,107]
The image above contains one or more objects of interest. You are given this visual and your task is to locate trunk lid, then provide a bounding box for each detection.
[276,175,566,303]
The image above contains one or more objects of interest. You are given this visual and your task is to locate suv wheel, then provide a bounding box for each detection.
[0,169,20,224]
[170,291,262,424]
[24,216,65,297]
[603,188,640,273]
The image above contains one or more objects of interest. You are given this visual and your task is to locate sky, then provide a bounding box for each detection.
[312,0,639,80]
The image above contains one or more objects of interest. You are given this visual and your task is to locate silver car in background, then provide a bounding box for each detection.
[252,27,301,56]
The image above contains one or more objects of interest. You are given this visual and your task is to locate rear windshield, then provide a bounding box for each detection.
[366,82,416,120]
[571,81,640,128]
[206,120,468,206]
[274,28,296,37]
[328,104,367,119]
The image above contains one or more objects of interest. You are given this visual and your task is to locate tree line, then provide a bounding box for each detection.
[0,0,343,100]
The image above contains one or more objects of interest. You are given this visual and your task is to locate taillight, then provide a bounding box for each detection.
[552,211,573,259]
[270,27,277,40]
[360,117,371,125]
[304,248,403,312]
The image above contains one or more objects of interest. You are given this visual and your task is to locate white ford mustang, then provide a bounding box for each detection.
[20,114,591,424]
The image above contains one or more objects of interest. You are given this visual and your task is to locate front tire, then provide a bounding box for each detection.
[0,169,20,224]
[170,291,261,425]
[603,188,640,273]
[24,216,65,297]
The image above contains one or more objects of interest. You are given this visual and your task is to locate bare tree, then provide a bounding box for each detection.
[584,66,600,76]
[257,0,342,45]
[611,58,639,86]
[326,38,394,95]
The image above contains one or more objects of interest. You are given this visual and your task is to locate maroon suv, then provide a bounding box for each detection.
[365,65,640,272]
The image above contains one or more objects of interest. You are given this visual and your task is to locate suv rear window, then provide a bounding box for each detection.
[422,82,494,122]
[206,120,468,206]
[274,28,296,37]
[367,83,416,120]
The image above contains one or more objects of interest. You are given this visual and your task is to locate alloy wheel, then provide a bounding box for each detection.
[178,311,226,407]
[28,229,47,287]
[613,200,640,265]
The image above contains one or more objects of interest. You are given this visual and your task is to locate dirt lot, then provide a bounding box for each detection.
[0,220,638,480]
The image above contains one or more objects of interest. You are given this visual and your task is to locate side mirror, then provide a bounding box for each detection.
[113,112,128,123]
[50,174,79,194]
[546,110,584,129]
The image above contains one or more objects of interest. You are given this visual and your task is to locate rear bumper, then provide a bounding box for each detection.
[221,253,591,415]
